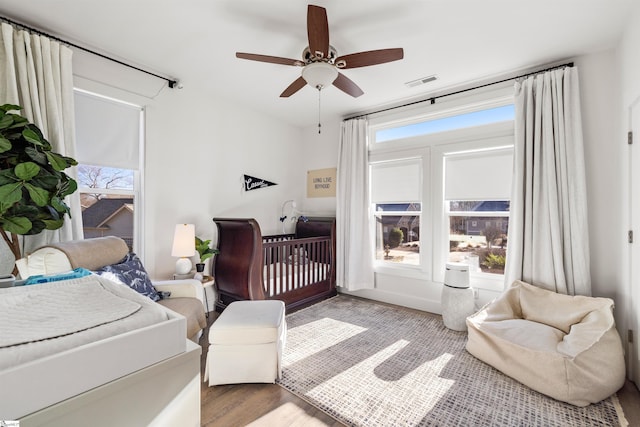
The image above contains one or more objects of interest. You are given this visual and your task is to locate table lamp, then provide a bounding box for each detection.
[172,223,195,275]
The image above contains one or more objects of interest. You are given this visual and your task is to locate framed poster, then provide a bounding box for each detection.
[307,167,337,198]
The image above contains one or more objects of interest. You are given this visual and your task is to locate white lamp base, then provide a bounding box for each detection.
[175,257,192,275]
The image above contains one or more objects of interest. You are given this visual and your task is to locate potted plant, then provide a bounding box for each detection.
[0,104,78,275]
[195,236,219,275]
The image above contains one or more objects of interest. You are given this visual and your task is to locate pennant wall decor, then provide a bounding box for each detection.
[244,174,277,191]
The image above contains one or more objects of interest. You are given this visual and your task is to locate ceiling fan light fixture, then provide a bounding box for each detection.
[302,62,338,90]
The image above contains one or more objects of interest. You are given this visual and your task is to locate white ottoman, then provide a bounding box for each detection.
[204,300,286,386]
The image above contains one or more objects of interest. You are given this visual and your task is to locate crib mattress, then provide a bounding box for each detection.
[0,275,186,419]
[263,262,330,296]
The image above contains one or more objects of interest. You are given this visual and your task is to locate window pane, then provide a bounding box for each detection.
[448,204,508,275]
[376,104,514,143]
[81,192,134,250]
[374,204,420,265]
[375,203,421,212]
[448,200,509,212]
[78,164,134,191]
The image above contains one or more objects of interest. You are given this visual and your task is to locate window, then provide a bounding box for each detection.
[444,147,513,276]
[370,159,422,266]
[375,104,515,143]
[368,94,514,287]
[74,90,144,253]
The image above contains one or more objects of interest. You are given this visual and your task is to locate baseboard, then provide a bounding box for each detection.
[338,287,442,314]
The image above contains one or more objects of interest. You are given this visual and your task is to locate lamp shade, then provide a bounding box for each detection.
[302,62,338,89]
[172,224,196,257]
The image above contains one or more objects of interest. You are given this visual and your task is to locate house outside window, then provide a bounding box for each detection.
[74,90,144,254]
[78,166,136,249]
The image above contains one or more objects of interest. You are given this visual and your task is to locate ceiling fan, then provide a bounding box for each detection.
[236,4,404,98]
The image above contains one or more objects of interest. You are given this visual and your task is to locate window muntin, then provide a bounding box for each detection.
[375,104,514,143]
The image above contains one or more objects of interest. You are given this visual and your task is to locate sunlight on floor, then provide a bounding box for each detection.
[246,402,333,427]
[284,318,367,364]
[307,340,456,423]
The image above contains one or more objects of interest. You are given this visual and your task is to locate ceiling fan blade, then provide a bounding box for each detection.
[236,52,304,67]
[333,73,364,98]
[335,48,404,69]
[280,77,307,97]
[307,5,329,59]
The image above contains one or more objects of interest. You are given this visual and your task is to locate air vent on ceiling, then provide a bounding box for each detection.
[405,75,438,88]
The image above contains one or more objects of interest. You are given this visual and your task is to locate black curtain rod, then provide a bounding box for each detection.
[0,16,178,88]
[346,61,575,121]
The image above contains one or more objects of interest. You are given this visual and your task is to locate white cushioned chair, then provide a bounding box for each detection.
[466,280,625,407]
[16,236,207,342]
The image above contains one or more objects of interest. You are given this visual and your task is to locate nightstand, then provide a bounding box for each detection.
[200,276,215,317]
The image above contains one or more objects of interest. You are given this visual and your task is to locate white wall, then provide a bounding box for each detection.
[142,87,304,279]
[574,50,625,327]
[300,121,340,216]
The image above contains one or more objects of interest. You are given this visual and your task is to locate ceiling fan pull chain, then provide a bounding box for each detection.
[318,88,322,134]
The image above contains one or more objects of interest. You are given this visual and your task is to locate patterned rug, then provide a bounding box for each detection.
[278,296,628,427]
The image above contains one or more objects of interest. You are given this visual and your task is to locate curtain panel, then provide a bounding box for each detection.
[505,67,591,296]
[0,22,83,256]
[336,118,375,291]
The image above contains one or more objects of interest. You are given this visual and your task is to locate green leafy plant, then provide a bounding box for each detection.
[387,227,404,248]
[195,236,219,263]
[0,104,78,272]
[482,253,506,270]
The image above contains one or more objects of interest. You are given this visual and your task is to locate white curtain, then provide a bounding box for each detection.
[504,67,591,296]
[0,22,83,256]
[336,118,375,290]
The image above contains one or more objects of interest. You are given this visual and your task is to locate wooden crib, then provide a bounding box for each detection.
[212,217,337,312]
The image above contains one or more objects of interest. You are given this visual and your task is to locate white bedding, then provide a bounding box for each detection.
[263,262,330,296]
[0,275,169,370]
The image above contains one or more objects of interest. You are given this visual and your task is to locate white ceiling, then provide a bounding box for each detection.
[0,0,632,127]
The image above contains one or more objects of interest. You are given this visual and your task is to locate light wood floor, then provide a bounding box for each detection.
[198,309,640,427]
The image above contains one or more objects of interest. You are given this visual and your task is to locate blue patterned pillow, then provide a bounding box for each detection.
[94,253,160,301]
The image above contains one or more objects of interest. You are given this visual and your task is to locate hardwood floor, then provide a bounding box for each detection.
[619,380,640,427]
[198,310,640,427]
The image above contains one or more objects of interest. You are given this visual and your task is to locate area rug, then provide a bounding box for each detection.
[277,296,628,427]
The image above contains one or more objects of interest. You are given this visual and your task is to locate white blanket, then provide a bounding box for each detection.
[0,277,141,348]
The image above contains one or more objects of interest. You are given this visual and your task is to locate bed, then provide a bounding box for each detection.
[213,216,337,312]
[0,274,198,424]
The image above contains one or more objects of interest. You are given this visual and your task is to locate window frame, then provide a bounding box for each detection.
[370,157,423,270]
[73,89,146,257]
[367,87,514,290]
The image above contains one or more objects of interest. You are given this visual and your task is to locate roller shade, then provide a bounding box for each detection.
[371,159,421,203]
[445,147,513,200]
[74,91,141,170]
